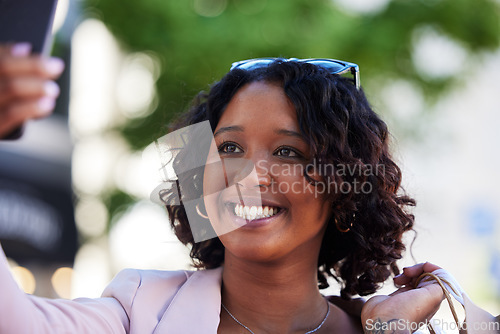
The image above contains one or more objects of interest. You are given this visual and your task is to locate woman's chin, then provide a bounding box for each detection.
[220,238,284,263]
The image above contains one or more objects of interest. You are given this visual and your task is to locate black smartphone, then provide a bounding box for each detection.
[0,0,59,55]
[0,0,59,139]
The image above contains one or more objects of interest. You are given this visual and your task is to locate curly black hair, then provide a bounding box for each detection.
[162,59,415,299]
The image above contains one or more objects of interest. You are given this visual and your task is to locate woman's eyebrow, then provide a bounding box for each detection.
[214,126,244,137]
[274,128,304,139]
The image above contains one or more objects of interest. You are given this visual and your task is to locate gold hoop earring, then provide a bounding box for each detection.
[195,204,209,219]
[335,220,351,233]
[335,214,354,233]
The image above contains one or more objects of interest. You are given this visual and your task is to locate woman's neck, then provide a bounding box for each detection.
[221,251,328,333]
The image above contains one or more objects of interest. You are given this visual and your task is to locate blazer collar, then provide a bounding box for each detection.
[154,267,223,333]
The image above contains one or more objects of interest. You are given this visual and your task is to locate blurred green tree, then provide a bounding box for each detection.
[83,0,499,223]
[86,0,498,146]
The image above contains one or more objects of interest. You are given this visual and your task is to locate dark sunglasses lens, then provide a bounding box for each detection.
[234,59,348,73]
[231,58,359,88]
[233,60,273,70]
[306,60,347,73]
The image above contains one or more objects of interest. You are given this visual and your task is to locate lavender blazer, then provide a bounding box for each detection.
[0,244,223,333]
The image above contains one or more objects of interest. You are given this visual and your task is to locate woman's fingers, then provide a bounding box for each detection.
[0,97,55,137]
[422,262,442,273]
[0,43,64,79]
[0,43,32,57]
[394,262,442,287]
[393,264,422,286]
[403,262,441,277]
[0,78,60,105]
[0,56,64,79]
[0,42,64,138]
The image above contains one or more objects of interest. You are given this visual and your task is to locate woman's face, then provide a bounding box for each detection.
[203,81,332,262]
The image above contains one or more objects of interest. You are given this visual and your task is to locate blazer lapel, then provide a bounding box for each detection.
[153,267,223,333]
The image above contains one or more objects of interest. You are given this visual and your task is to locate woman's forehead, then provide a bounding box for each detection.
[216,81,299,132]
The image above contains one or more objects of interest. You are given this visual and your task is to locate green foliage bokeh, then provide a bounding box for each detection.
[85,0,499,148]
[82,0,499,225]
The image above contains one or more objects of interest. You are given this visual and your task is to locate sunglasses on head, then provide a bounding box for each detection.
[230,57,360,90]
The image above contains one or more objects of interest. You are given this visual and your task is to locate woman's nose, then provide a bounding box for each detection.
[234,158,273,189]
[254,159,272,188]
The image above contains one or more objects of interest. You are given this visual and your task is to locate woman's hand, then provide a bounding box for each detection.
[0,43,64,138]
[361,262,445,334]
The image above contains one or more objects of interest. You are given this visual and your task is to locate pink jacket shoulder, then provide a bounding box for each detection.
[0,243,223,333]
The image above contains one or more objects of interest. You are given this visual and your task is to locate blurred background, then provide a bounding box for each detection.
[0,0,499,322]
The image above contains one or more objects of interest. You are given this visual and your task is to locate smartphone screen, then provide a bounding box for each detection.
[0,0,59,55]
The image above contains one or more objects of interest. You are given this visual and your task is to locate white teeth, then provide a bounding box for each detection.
[257,206,263,216]
[233,204,280,220]
[250,206,257,216]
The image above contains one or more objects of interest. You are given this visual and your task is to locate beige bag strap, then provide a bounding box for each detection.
[415,272,465,334]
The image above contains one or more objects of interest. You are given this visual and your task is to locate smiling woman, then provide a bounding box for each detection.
[166,59,413,289]
[0,57,458,334]
[157,59,441,333]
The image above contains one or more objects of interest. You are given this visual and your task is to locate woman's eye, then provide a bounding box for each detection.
[276,147,299,157]
[218,143,242,154]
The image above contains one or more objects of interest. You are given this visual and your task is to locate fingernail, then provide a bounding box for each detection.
[394,273,403,279]
[44,81,60,97]
[11,43,32,57]
[44,58,65,76]
[38,97,56,114]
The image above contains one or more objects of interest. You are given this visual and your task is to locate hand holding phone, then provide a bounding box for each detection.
[0,44,64,139]
[0,0,62,139]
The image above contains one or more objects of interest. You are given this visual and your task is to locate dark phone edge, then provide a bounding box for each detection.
[41,0,59,56]
[2,125,25,140]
